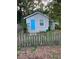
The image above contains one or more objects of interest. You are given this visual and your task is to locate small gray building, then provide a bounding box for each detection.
[24,12,55,33]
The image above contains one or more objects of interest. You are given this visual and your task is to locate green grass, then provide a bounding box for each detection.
[31,46,37,53]
[17,47,21,51]
[52,52,58,59]
[17,46,21,56]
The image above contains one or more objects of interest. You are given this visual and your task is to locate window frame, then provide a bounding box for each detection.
[40,19,44,26]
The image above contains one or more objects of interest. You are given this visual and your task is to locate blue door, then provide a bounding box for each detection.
[31,19,35,30]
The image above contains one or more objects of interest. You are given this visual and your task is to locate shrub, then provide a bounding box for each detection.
[55,24,61,30]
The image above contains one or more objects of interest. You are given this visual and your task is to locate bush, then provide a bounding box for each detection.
[20,19,27,33]
[55,24,61,30]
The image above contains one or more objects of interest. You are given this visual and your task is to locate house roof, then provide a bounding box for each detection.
[24,12,49,19]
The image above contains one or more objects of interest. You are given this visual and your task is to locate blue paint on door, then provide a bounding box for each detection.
[31,19,35,30]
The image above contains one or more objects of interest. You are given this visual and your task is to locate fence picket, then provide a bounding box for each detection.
[17,31,61,48]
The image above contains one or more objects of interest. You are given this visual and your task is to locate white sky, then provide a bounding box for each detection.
[34,0,53,6]
[41,0,53,6]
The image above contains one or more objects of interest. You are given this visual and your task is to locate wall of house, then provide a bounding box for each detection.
[26,14,49,33]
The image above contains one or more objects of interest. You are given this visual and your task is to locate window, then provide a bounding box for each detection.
[40,20,44,26]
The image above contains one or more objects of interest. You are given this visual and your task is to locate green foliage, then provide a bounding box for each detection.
[17,10,22,24]
[31,46,37,53]
[55,24,61,30]
[21,19,26,28]
[20,18,27,32]
[17,46,21,51]
[52,52,58,59]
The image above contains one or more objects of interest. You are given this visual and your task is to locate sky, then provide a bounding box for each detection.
[34,0,53,6]
[41,0,53,6]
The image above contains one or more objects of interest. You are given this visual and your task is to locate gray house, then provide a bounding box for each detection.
[24,12,55,33]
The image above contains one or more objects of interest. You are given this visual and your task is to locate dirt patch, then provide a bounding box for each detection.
[17,46,61,59]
